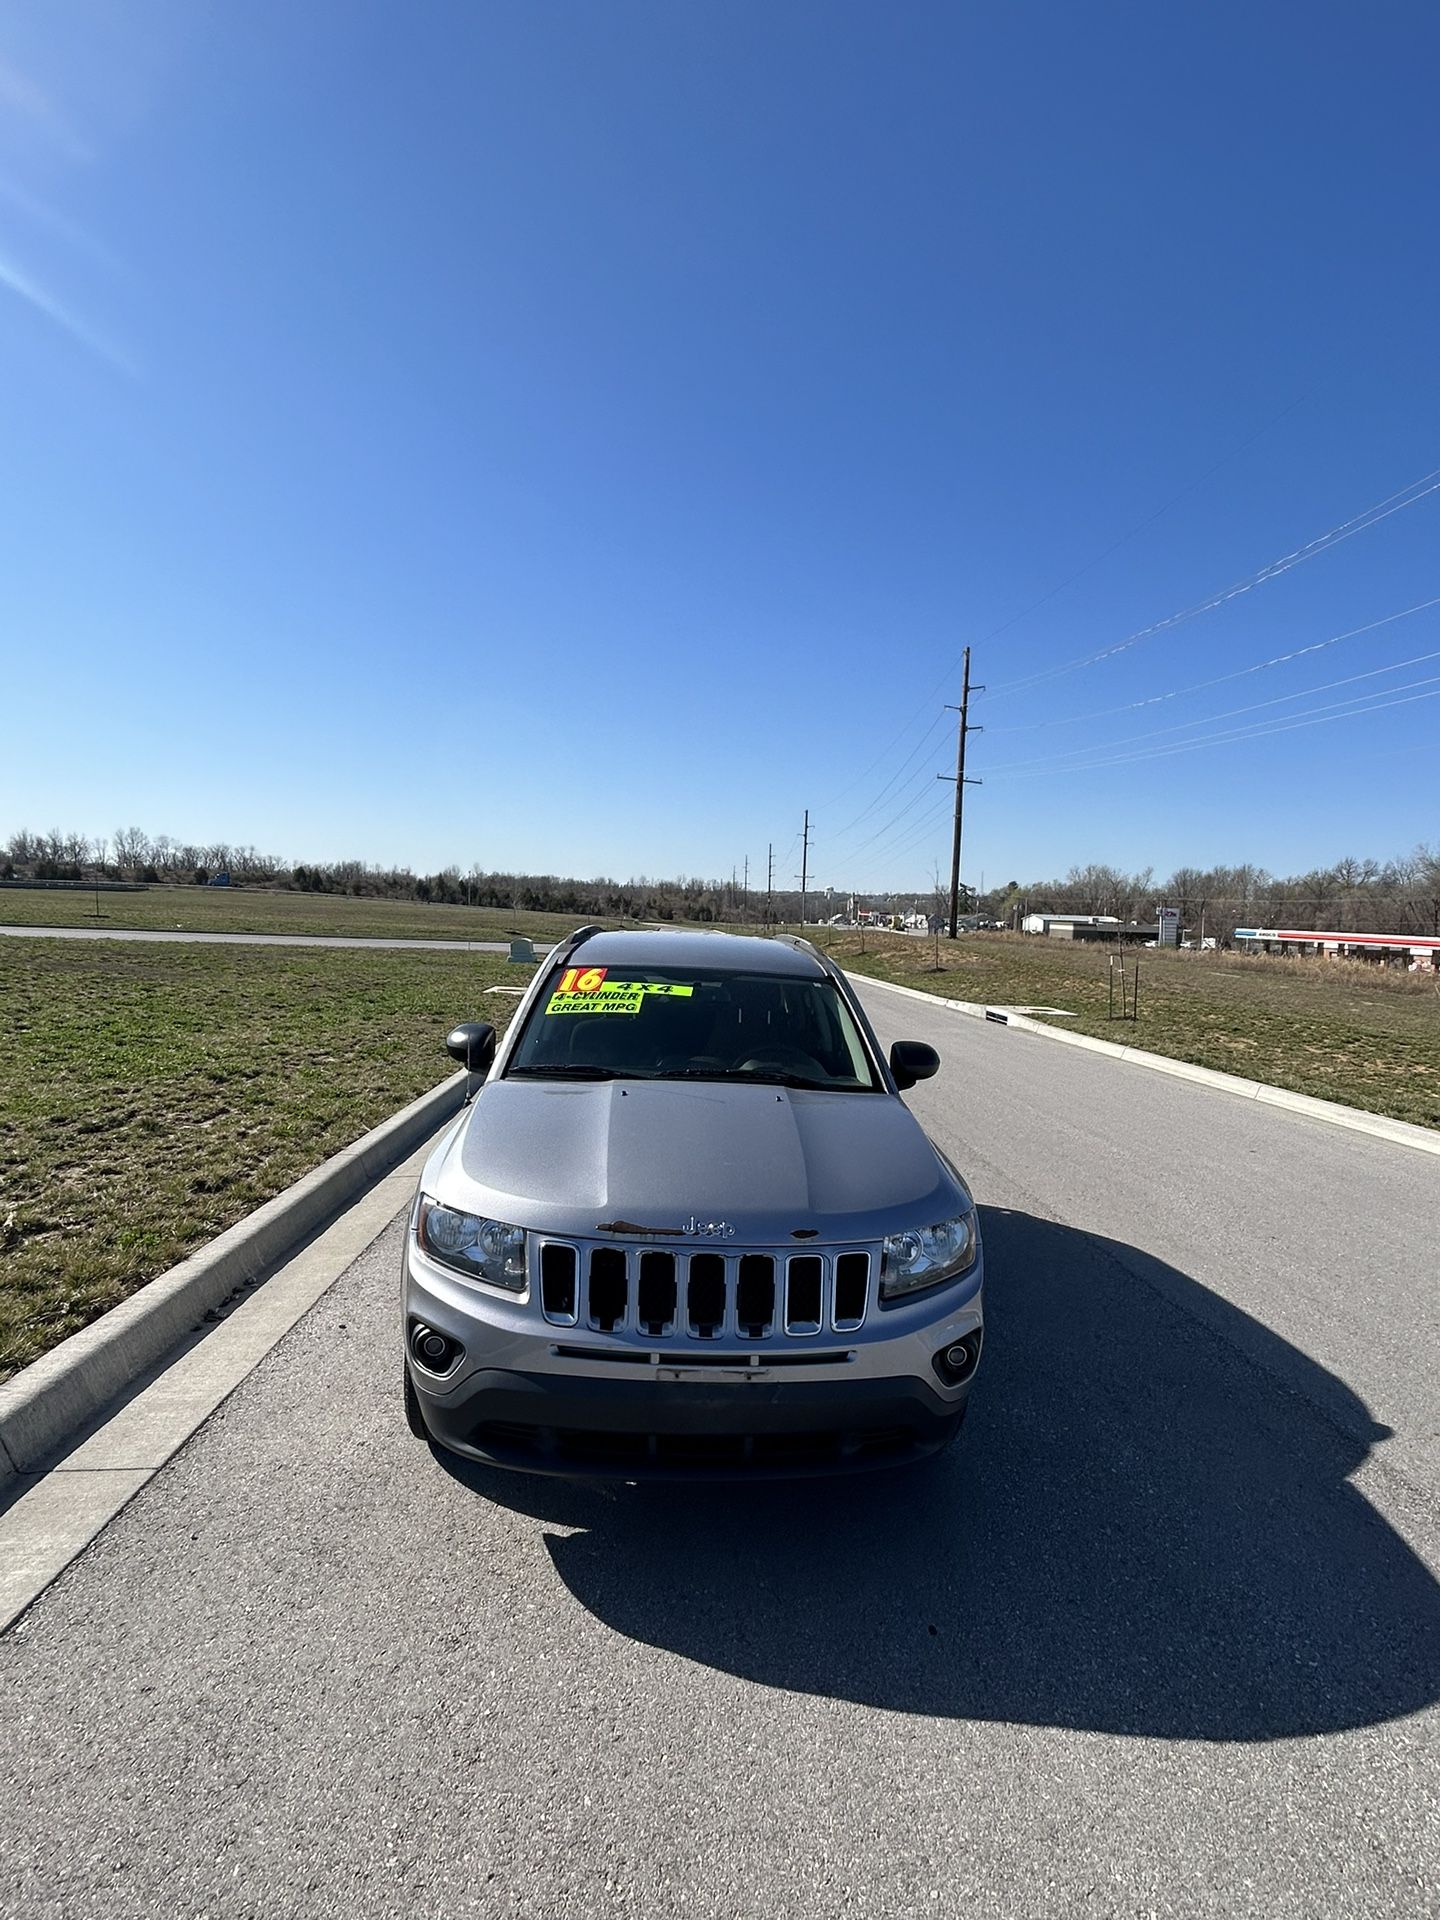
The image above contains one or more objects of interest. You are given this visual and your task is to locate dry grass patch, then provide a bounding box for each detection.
[833,931,1440,1132]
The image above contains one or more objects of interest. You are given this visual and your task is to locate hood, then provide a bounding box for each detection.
[436,1079,964,1244]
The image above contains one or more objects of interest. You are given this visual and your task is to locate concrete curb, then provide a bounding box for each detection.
[0,1071,468,1485]
[852,970,1440,1160]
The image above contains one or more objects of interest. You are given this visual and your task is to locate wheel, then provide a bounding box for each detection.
[403,1363,429,1441]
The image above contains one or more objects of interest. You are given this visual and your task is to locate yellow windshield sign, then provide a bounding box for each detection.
[544,981,695,1016]
[547,985,643,1016]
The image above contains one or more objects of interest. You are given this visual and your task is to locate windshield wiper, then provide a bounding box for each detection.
[730,1070,836,1090]
[653,1065,854,1090]
[507,1063,623,1081]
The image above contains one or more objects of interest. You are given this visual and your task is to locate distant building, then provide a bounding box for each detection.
[1022,913,1161,945]
[1235,927,1439,969]
[1021,913,1120,935]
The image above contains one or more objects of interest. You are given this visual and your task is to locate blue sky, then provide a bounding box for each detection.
[2,1,1437,895]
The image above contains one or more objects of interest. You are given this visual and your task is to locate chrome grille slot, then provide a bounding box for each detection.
[784,1255,823,1334]
[548,1238,881,1347]
[637,1251,678,1336]
[832,1252,869,1331]
[539,1243,578,1325]
[686,1254,727,1337]
[736,1255,776,1338]
[587,1247,628,1332]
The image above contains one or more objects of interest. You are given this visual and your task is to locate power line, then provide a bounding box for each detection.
[985,646,1440,772]
[930,394,1316,687]
[987,679,1440,781]
[850,668,1440,876]
[985,464,1440,700]
[850,826,953,894]
[831,766,951,863]
[840,799,954,886]
[828,740,955,857]
[816,389,1316,816]
[808,466,1440,885]
[829,708,951,839]
[846,790,956,884]
[981,594,1440,735]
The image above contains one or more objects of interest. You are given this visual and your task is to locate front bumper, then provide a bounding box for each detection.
[412,1365,971,1478]
[402,1231,983,1480]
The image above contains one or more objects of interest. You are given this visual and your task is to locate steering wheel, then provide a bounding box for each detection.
[733,1045,828,1078]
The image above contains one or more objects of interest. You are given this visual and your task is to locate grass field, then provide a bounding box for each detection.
[0,883,612,945]
[0,938,532,1379]
[836,930,1440,1131]
[6,919,1434,1381]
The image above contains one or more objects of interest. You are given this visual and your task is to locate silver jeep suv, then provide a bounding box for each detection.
[402,927,983,1476]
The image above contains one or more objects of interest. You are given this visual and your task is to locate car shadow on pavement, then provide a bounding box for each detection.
[436,1206,1440,1741]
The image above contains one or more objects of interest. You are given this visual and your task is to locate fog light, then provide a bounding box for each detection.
[409,1320,464,1374]
[932,1332,982,1387]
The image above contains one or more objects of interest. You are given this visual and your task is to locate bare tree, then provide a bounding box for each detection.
[1167,867,1203,927]
[1405,844,1440,937]
[1330,856,1379,932]
[112,827,151,878]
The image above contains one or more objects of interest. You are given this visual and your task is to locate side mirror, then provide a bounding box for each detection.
[889,1040,940,1091]
[446,1021,497,1074]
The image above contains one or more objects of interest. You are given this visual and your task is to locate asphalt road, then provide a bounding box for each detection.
[1,983,1436,1918]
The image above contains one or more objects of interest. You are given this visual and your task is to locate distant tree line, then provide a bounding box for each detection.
[2,827,286,890]
[984,849,1440,939]
[5,826,1438,938]
[0,827,800,922]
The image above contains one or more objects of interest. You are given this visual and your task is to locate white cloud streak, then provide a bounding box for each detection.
[0,246,133,374]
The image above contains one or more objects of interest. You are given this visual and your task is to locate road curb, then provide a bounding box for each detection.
[0,1071,468,1485]
[851,970,1440,1159]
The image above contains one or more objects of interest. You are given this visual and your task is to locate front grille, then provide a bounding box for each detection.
[533,1240,875,1342]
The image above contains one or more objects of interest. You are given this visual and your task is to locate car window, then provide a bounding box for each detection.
[505,965,880,1089]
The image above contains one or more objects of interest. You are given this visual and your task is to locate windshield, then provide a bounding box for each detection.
[505,964,880,1090]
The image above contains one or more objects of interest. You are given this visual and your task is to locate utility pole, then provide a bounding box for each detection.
[742,854,749,925]
[766,843,774,930]
[937,647,984,939]
[798,810,810,930]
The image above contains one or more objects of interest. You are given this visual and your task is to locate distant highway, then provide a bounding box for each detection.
[1,976,1435,1916]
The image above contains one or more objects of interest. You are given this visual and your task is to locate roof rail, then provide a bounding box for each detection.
[555,924,603,956]
[776,933,825,964]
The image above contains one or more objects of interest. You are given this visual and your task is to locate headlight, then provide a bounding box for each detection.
[417,1196,527,1292]
[880,1212,977,1299]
